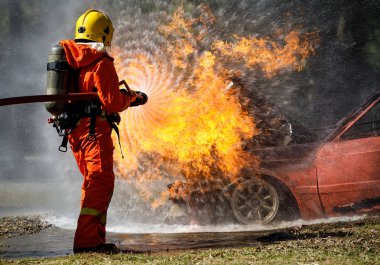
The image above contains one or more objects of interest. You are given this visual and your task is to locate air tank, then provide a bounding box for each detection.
[45,44,68,116]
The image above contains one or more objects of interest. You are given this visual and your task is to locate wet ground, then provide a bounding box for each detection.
[1,215,379,259]
[0,225,277,258]
[0,227,73,258]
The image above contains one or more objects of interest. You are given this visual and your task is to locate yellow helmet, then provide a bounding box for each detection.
[75,9,114,47]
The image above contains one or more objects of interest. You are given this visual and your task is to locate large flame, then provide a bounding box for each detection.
[111,6,319,207]
[212,31,319,77]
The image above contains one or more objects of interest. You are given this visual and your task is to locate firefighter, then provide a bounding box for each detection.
[60,9,137,253]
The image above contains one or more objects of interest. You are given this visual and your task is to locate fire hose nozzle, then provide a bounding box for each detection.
[130,91,148,107]
[119,79,148,107]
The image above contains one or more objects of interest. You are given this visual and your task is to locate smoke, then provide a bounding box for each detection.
[0,0,90,218]
[0,0,379,229]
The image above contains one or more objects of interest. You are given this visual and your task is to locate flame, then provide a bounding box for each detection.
[212,31,319,77]
[111,6,319,208]
[157,7,196,69]
[140,53,254,183]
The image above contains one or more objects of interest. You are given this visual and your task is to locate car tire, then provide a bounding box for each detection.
[263,176,300,223]
[228,177,299,225]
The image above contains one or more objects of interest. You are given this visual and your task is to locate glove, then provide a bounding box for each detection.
[120,88,137,103]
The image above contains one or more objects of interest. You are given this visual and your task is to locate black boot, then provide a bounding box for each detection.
[73,243,121,254]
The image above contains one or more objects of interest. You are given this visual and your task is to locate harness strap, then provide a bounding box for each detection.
[105,113,124,159]
[86,101,100,141]
[59,133,69,152]
[87,114,97,141]
[110,123,124,159]
[47,60,69,71]
[54,101,124,158]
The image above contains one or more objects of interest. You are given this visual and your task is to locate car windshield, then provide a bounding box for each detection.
[323,92,380,142]
[341,99,380,140]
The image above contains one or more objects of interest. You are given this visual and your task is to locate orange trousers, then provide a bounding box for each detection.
[68,117,115,249]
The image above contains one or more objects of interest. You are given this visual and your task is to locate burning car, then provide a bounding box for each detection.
[167,91,380,225]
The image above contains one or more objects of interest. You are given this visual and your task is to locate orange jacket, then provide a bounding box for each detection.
[60,39,132,113]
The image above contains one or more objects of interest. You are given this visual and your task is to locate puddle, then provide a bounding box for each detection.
[0,227,74,259]
[113,230,269,253]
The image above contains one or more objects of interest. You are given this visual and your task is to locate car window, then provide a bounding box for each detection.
[341,101,380,141]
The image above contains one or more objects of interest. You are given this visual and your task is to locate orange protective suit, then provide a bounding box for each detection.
[60,40,134,250]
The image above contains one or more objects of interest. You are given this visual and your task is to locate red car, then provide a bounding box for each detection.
[168,91,380,225]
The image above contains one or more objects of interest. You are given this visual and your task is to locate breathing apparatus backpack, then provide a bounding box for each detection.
[45,44,120,152]
[46,44,72,116]
[45,43,147,155]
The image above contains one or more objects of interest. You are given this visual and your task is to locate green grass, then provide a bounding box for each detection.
[1,217,380,265]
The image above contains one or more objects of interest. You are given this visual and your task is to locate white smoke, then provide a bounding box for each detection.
[0,0,90,219]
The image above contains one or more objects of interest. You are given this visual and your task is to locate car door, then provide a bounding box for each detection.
[316,99,380,215]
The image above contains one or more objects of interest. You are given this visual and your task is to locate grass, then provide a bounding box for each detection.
[1,216,379,265]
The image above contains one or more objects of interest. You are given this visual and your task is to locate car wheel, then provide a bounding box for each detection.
[230,178,280,224]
